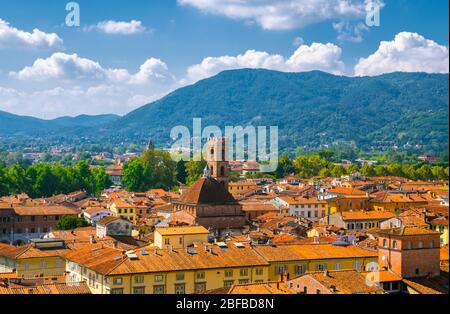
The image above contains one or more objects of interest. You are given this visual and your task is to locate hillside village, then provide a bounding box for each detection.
[0,138,448,295]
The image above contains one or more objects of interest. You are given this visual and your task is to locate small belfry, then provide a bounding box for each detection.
[206,137,229,189]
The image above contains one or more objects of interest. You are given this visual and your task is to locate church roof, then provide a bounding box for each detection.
[180,177,237,205]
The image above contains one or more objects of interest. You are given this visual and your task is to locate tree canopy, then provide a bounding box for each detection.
[122,149,177,192]
[0,160,111,198]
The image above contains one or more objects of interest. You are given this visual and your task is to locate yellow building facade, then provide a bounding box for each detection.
[65,242,270,294]
[429,219,449,246]
[64,241,378,294]
[0,242,68,278]
[153,226,209,249]
[327,196,370,213]
[253,243,378,282]
[109,199,137,222]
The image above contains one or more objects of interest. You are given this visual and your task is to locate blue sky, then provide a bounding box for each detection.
[0,0,448,118]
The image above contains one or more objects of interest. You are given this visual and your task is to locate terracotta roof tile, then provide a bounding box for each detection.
[65,242,269,276]
[340,211,395,221]
[12,205,80,216]
[254,243,377,262]
[300,270,385,294]
[227,282,295,294]
[179,177,237,205]
[155,226,209,236]
[376,227,441,237]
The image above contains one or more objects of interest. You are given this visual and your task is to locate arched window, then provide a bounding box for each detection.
[210,148,215,156]
[383,239,387,248]
[407,241,412,250]
[429,240,434,248]
[220,166,225,176]
[392,240,398,249]
[418,241,424,249]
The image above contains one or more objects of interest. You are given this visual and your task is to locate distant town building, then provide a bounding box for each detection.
[418,155,438,163]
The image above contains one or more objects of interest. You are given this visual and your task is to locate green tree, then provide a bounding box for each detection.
[431,166,449,181]
[319,168,331,178]
[293,155,328,178]
[374,165,389,177]
[318,150,335,162]
[122,158,147,191]
[122,149,177,191]
[387,163,403,177]
[330,165,346,177]
[185,158,207,185]
[347,164,359,174]
[360,164,376,177]
[274,154,295,179]
[32,163,59,197]
[402,164,418,180]
[176,160,188,184]
[141,149,177,189]
[0,164,9,196]
[88,167,112,196]
[5,164,29,194]
[416,165,433,181]
[56,216,89,230]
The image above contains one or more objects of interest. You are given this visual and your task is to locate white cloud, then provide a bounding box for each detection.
[85,20,147,35]
[4,52,174,118]
[286,43,345,74]
[0,18,63,49]
[128,58,174,84]
[293,36,305,47]
[10,53,173,85]
[184,43,345,83]
[0,86,25,111]
[0,84,167,119]
[10,53,105,81]
[5,43,345,117]
[178,0,375,31]
[354,32,450,76]
[333,21,368,43]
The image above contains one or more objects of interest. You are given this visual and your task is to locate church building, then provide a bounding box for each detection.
[172,138,246,232]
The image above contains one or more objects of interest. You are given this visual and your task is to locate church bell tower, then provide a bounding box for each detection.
[206,137,229,189]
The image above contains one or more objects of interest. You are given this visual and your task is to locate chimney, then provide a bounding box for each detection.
[89,234,96,244]
[323,270,329,277]
[112,240,118,249]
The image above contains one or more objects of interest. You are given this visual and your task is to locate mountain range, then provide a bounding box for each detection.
[0,111,119,137]
[1,69,448,153]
